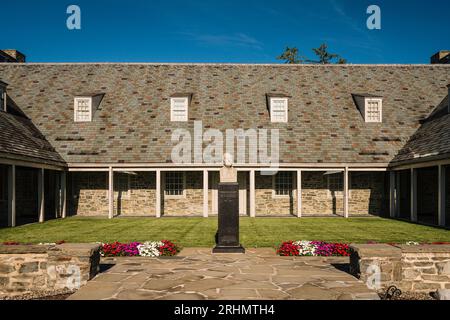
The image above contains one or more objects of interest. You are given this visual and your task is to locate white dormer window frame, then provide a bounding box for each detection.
[170,97,189,122]
[270,97,288,123]
[74,97,93,122]
[364,98,383,123]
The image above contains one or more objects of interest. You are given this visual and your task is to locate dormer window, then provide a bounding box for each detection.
[74,97,92,122]
[352,94,383,123]
[365,98,382,123]
[269,97,288,123]
[73,94,104,123]
[170,96,189,122]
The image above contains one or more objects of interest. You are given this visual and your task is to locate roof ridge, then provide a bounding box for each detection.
[1,62,450,67]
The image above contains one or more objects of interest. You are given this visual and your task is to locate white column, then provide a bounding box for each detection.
[61,172,67,219]
[38,168,45,223]
[389,171,396,218]
[343,167,349,218]
[108,167,114,219]
[249,170,256,218]
[296,170,302,218]
[438,165,446,227]
[7,165,16,227]
[410,168,417,222]
[156,170,161,218]
[203,170,208,218]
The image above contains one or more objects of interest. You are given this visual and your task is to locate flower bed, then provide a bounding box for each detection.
[276,241,351,257]
[100,240,180,257]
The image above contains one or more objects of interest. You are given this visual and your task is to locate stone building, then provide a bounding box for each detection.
[0,51,449,227]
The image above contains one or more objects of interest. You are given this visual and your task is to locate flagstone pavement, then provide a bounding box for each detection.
[68,248,379,300]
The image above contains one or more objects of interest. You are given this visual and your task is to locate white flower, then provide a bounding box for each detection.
[293,240,317,256]
[137,241,164,257]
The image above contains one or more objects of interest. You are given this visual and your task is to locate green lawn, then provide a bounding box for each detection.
[0,217,449,247]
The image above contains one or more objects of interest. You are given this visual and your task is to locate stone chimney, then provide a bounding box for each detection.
[1,49,26,63]
[431,51,450,64]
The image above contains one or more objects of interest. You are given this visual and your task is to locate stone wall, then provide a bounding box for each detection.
[256,172,296,216]
[350,244,450,293]
[302,171,343,215]
[114,172,156,216]
[67,170,387,217]
[69,172,109,216]
[348,172,386,215]
[163,171,203,216]
[0,244,100,296]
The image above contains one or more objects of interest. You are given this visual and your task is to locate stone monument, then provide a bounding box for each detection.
[213,154,245,253]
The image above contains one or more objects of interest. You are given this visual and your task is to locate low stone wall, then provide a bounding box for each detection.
[350,244,450,292]
[0,244,100,296]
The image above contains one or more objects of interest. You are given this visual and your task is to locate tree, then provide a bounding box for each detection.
[276,47,304,64]
[277,43,346,64]
[310,43,339,64]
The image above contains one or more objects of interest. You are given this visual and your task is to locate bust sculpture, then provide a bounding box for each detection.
[220,153,237,183]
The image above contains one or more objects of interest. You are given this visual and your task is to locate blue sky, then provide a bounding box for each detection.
[2,0,449,63]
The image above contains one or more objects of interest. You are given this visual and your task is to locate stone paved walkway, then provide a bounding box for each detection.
[68,248,379,300]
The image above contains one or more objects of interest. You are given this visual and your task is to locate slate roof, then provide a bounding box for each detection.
[0,63,449,166]
[392,95,450,165]
[0,103,65,166]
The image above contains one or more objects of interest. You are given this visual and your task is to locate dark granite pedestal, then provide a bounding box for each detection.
[213,182,245,254]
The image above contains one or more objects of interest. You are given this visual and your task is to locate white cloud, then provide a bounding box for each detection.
[180,32,264,50]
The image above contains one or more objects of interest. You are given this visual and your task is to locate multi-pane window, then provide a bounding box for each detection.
[170,97,189,122]
[270,98,288,123]
[165,172,185,196]
[365,99,382,123]
[274,172,293,196]
[74,97,92,122]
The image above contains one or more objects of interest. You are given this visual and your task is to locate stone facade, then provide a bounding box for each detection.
[350,244,450,293]
[348,172,387,215]
[163,171,203,216]
[302,172,343,215]
[68,172,109,216]
[67,170,387,216]
[256,172,297,216]
[114,172,156,216]
[0,244,100,297]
